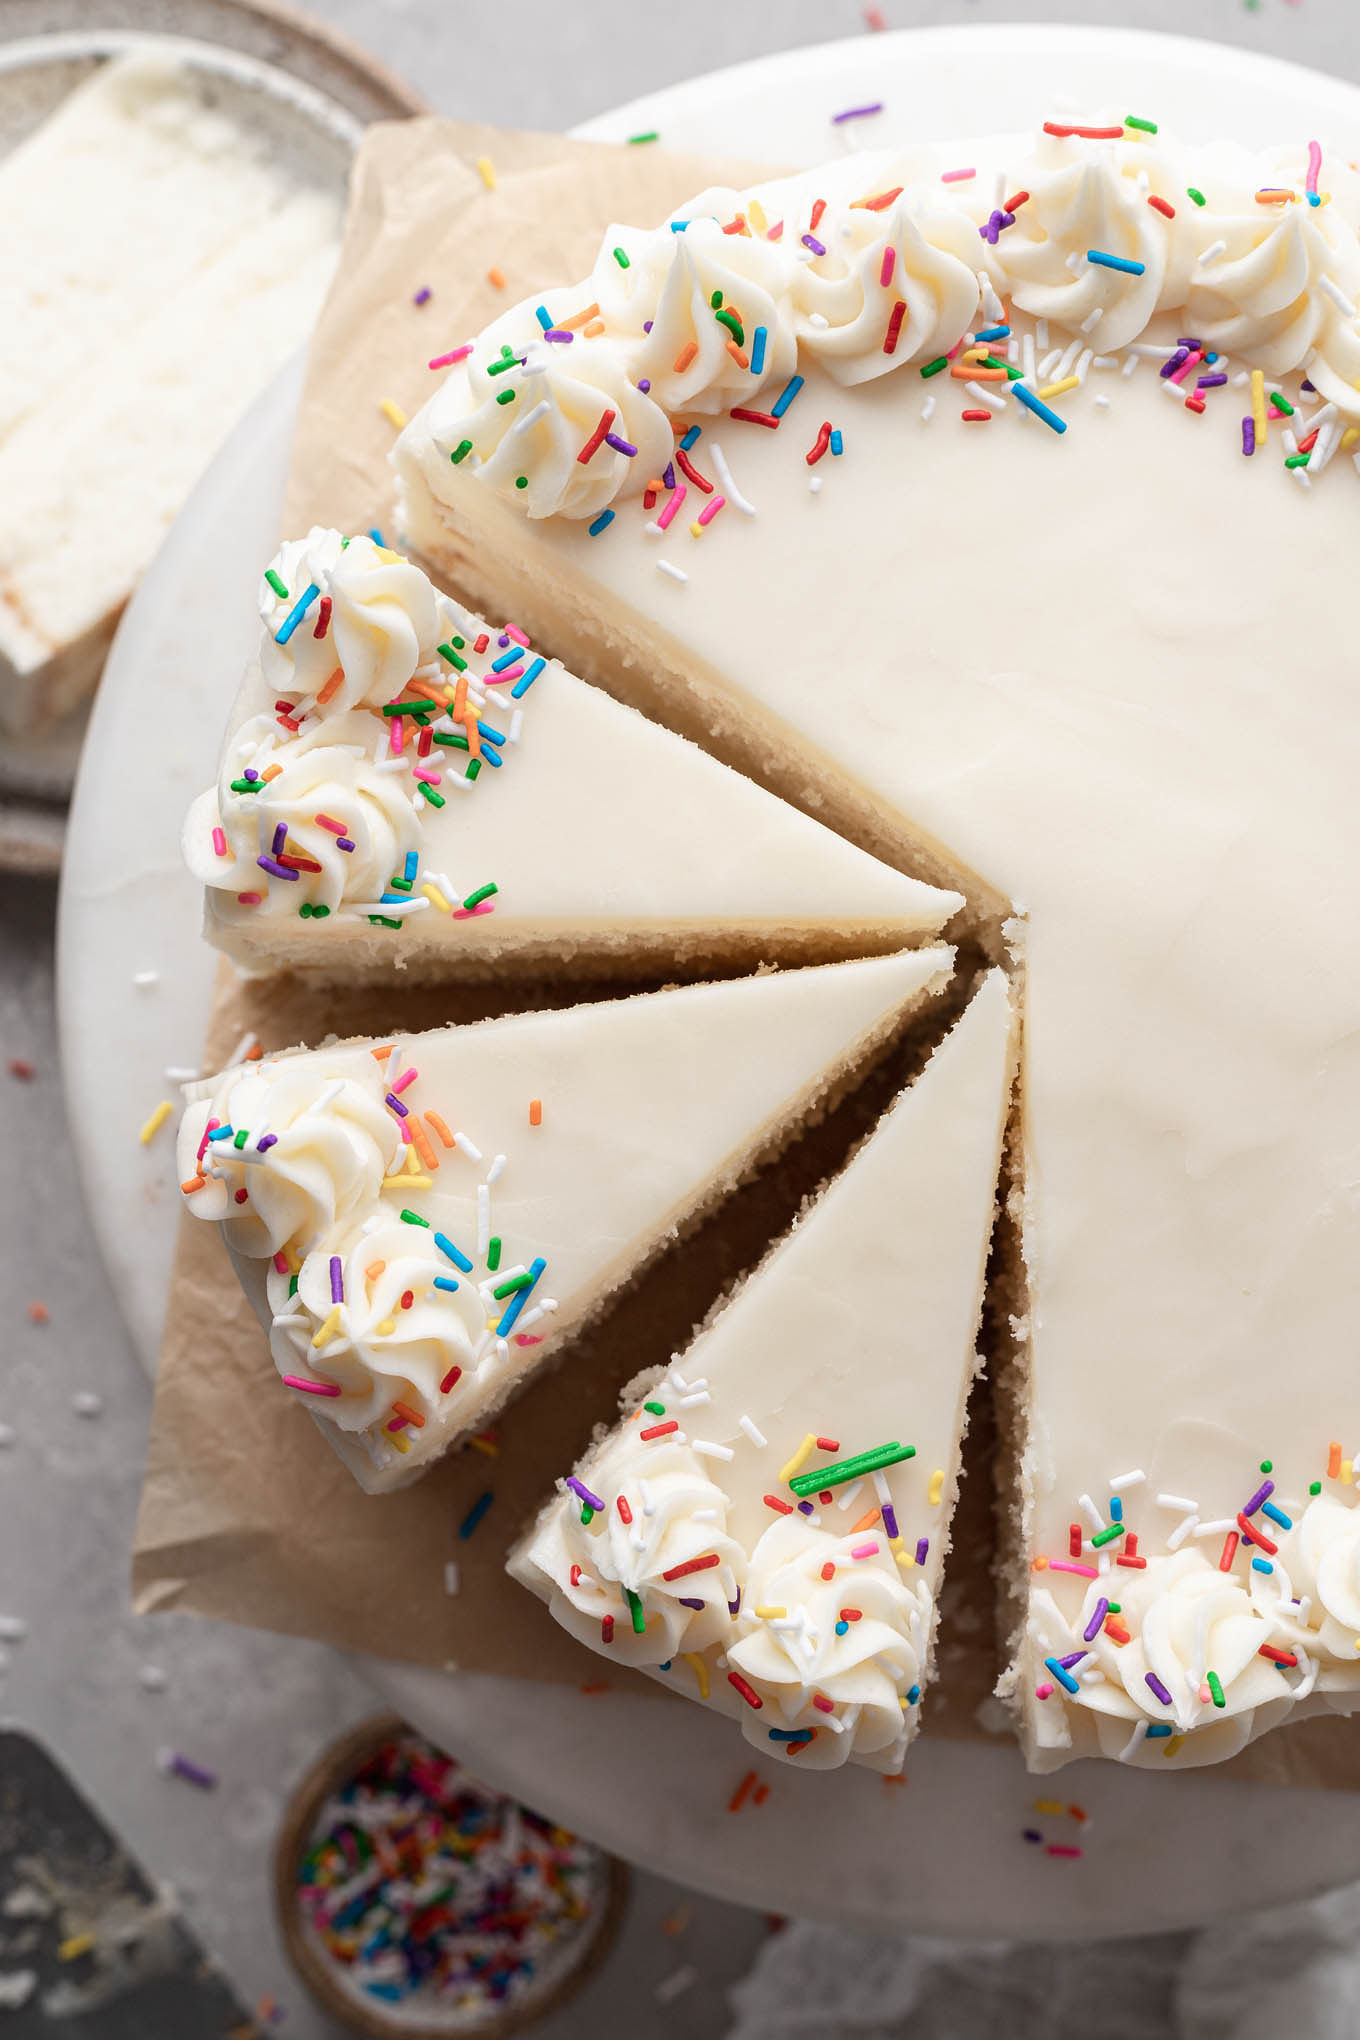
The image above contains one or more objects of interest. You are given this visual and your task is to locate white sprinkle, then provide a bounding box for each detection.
[375,754,411,774]
[654,1967,698,2006]
[738,1415,767,1449]
[343,897,429,917]
[71,1392,103,1419]
[669,1371,690,1392]
[920,396,935,422]
[508,398,551,438]
[1109,1469,1146,1489]
[1093,394,1111,411]
[476,1184,490,1255]
[1077,1493,1105,1533]
[1090,354,1118,370]
[1022,332,1037,383]
[0,1617,27,1643]
[165,1065,199,1082]
[1130,341,1176,357]
[514,1299,558,1334]
[1320,273,1358,318]
[1121,353,1140,380]
[486,1153,507,1185]
[692,1508,719,1524]
[453,1131,482,1162]
[1311,420,1343,475]
[836,1480,865,1513]
[656,559,688,583]
[1080,306,1104,333]
[1231,368,1250,386]
[444,1561,461,1595]
[675,1390,711,1407]
[133,970,159,988]
[980,275,1005,323]
[139,1664,169,1692]
[1292,465,1313,490]
[965,379,1006,412]
[508,709,524,744]
[1075,348,1094,383]
[809,476,823,494]
[1198,238,1228,266]
[225,1031,258,1069]
[872,1469,892,1506]
[708,441,756,516]
[1036,318,1049,349]
[1283,427,1300,457]
[1166,1512,1199,1551]
[308,1078,346,1117]
[692,1440,734,1461]
[1037,347,1063,381]
[1156,1492,1197,1512]
[1065,249,1086,274]
[1006,337,1020,365]
[1194,1518,1237,1537]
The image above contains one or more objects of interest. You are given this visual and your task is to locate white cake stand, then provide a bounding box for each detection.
[58,25,1360,1939]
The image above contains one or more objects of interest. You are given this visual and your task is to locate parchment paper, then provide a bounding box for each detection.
[133,117,1359,1788]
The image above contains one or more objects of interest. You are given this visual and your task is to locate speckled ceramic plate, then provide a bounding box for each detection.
[0,2,426,873]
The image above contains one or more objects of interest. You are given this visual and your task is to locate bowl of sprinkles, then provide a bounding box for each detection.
[275,1716,627,2036]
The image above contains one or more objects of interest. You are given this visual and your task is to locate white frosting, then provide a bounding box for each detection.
[178,1056,398,1259]
[258,529,446,713]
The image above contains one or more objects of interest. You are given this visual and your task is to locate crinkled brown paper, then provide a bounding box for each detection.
[132,117,1355,1787]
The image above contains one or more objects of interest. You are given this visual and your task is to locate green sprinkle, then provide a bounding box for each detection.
[288,1273,299,1298]
[401,1209,430,1227]
[487,354,519,377]
[1124,114,1158,133]
[710,289,723,310]
[1285,452,1311,468]
[265,568,289,599]
[1269,392,1294,416]
[789,1441,915,1498]
[369,915,402,929]
[382,702,431,718]
[388,876,413,892]
[985,355,1024,381]
[714,308,744,346]
[229,777,261,794]
[492,1270,535,1299]
[310,904,330,918]
[625,1587,646,1635]
[495,388,516,406]
[643,1401,666,1416]
[417,783,445,808]
[580,1503,595,1525]
[627,130,659,144]
[1106,1602,1121,1615]
[438,641,467,671]
[462,881,498,910]
[434,732,470,751]
[920,355,949,379]
[299,902,312,918]
[450,636,465,650]
[233,1128,249,1150]
[515,475,529,489]
[1091,1521,1126,1548]
[450,439,474,464]
[466,759,482,783]
[1311,1480,1323,1495]
[1207,1670,1226,1709]
[487,1237,501,1272]
[1187,186,1206,207]
[612,246,630,269]
[1260,1460,1273,1473]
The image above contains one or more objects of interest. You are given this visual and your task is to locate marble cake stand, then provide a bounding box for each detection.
[59,24,1360,1938]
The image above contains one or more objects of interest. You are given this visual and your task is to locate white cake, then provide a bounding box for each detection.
[0,54,340,731]
[177,947,952,1492]
[511,969,1015,1772]
[185,529,959,978]
[396,124,1360,1768]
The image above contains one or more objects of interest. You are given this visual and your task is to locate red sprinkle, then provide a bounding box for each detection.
[1148,195,1176,218]
[728,1672,763,1711]
[617,1496,633,1525]
[1219,1531,1240,1572]
[639,1420,679,1440]
[662,1553,720,1582]
[577,407,616,464]
[763,1494,794,1515]
[816,1436,840,1453]
[313,595,332,639]
[601,1616,614,1644]
[1043,121,1124,139]
[1003,189,1030,212]
[1069,1523,1083,1558]
[675,447,715,493]
[806,421,832,465]
[1238,1512,1278,1555]
[961,409,993,422]
[439,1366,462,1393]
[729,407,780,428]
[883,302,909,356]
[1259,1644,1299,1666]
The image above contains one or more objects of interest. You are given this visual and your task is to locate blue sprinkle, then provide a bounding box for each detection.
[1044,1655,1081,1696]
[379,891,408,905]
[670,219,690,232]
[510,656,546,700]
[588,509,614,537]
[475,719,506,747]
[433,1276,460,1293]
[368,527,385,546]
[835,1620,849,1636]
[459,1490,494,1540]
[1014,383,1068,435]
[496,1257,546,1337]
[1262,1501,1292,1529]
[768,1728,813,1743]
[1110,1496,1123,1522]
[1085,248,1145,276]
[829,428,843,456]
[1308,190,1322,207]
[750,325,767,375]
[534,303,552,329]
[1251,1556,1274,1574]
[1145,1723,1174,1739]
[906,1684,921,1705]
[491,646,524,672]
[402,851,418,883]
[274,583,320,645]
[679,425,701,451]
[771,373,804,419]
[434,1231,473,1273]
[206,1124,235,1142]
[975,323,1010,342]
[659,1660,672,1671]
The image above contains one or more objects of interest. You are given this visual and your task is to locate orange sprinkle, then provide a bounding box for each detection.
[728,1770,758,1813]
[950,364,1007,381]
[882,1773,908,1787]
[529,1098,542,1126]
[850,186,903,212]
[673,340,699,374]
[1104,1616,1131,1645]
[725,338,750,369]
[583,318,606,337]
[371,1044,395,1062]
[580,1681,610,1695]
[1329,1440,1343,1478]
[260,763,282,781]
[245,1042,263,1061]
[851,1509,882,1533]
[180,1175,206,1194]
[391,1400,425,1429]
[316,668,345,705]
[409,1117,438,1171]
[752,1782,770,1805]
[366,1261,386,1281]
[560,301,602,331]
[452,673,468,723]
[464,715,482,760]
[425,1111,456,1148]
[1031,1555,1049,1571]
[405,678,452,706]
[487,266,507,288]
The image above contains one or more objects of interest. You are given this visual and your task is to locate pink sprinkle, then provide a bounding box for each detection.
[879,246,896,288]
[1168,348,1204,387]
[453,902,496,920]
[851,1540,880,1560]
[399,1120,413,1143]
[212,825,228,858]
[1047,1845,1083,1859]
[197,1118,218,1164]
[272,1251,289,1274]
[503,623,531,647]
[282,1374,341,1398]
[940,167,976,183]
[656,482,687,531]
[1035,1681,1055,1700]
[696,493,726,528]
[412,765,442,785]
[236,892,263,906]
[1048,1560,1100,1579]
[947,333,968,360]
[388,717,405,756]
[390,1067,418,1095]
[813,1694,836,1713]
[514,1333,543,1346]
[315,813,348,835]
[428,344,473,370]
[486,667,522,686]
[1306,138,1322,194]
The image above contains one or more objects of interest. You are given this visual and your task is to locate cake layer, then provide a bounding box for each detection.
[397,127,1360,1766]
[177,947,953,1492]
[186,530,960,980]
[511,969,1016,1773]
[0,55,340,731]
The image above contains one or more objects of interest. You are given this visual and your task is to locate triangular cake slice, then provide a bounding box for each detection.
[177,947,953,1492]
[184,529,959,981]
[511,970,1016,1772]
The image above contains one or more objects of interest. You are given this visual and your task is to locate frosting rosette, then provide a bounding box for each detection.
[1283,1494,1360,1664]
[726,1515,928,1770]
[267,1217,484,1433]
[997,148,1181,353]
[790,198,986,381]
[257,528,446,712]
[186,710,422,916]
[534,1430,745,1667]
[179,1055,399,1258]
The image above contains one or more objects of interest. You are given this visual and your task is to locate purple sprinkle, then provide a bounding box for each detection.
[915,1537,929,1566]
[1302,377,1317,392]
[1022,1828,1043,1844]
[257,856,297,881]
[662,461,676,490]
[643,319,654,334]
[329,1254,344,1304]
[1145,1671,1173,1707]
[1242,417,1256,455]
[1242,1479,1275,1518]
[831,101,884,123]
[1057,1650,1087,1671]
[256,1134,278,1153]
[637,378,652,393]
[1176,335,1203,350]
[337,837,355,852]
[271,822,288,857]
[497,633,510,647]
[881,1503,899,1541]
[385,1093,409,1117]
[979,209,1014,246]
[566,1475,604,1512]
[728,1589,741,1618]
[604,432,638,457]
[164,1751,216,1790]
[801,233,826,257]
[545,329,573,342]
[797,1500,816,1515]
[413,286,432,306]
[1083,1597,1110,1643]
[678,1596,705,1610]
[243,768,259,782]
[1197,372,1228,389]
[1159,348,1189,380]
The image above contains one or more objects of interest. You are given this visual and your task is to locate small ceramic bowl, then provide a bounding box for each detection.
[274,1714,628,2038]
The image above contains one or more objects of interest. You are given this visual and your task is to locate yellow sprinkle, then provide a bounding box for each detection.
[1037,375,1081,401]
[1343,426,1360,452]
[681,1651,710,1700]
[1251,367,1267,443]
[894,1549,916,1571]
[383,1174,432,1190]
[422,883,451,914]
[1163,1735,1185,1759]
[312,1305,342,1349]
[58,1933,95,1962]
[1033,1798,1066,1815]
[376,1318,396,1337]
[754,1604,787,1619]
[389,1429,411,1453]
[778,1432,818,1485]
[1345,1459,1354,1486]
[476,154,496,189]
[888,1534,903,1550]
[748,198,768,234]
[689,521,705,537]
[928,1469,945,1507]
[379,398,408,431]
[467,1435,499,1457]
[139,1099,173,1145]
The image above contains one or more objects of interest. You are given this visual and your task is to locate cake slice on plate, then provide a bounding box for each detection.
[184,529,960,982]
[395,128,1360,1767]
[511,969,1016,1773]
[177,946,954,1493]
